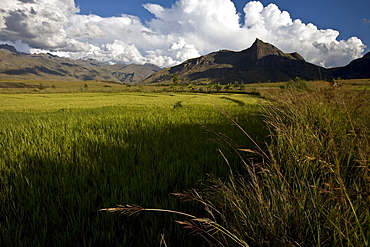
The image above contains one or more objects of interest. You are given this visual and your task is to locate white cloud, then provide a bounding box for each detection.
[0,0,78,49]
[144,0,245,52]
[0,0,366,67]
[362,18,370,24]
[240,1,366,67]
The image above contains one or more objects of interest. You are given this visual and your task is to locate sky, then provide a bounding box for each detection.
[0,0,369,68]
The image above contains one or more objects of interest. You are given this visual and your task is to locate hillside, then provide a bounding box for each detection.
[141,39,333,85]
[330,52,370,79]
[0,46,160,84]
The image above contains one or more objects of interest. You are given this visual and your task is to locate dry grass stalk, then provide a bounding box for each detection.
[100,202,250,247]
[100,204,196,218]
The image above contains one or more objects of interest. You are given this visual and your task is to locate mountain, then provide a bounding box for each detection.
[0,44,18,53]
[330,52,370,79]
[0,46,160,83]
[109,63,162,84]
[2,40,368,85]
[141,39,333,85]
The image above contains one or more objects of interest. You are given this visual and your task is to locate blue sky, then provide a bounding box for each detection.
[75,0,370,51]
[1,0,369,68]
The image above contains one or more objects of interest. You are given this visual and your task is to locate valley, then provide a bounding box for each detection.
[0,39,369,247]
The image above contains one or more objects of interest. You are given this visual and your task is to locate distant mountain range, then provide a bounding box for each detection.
[0,44,160,84]
[142,39,370,84]
[1,39,369,85]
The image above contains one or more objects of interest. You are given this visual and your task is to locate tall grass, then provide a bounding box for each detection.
[107,87,369,246]
[261,88,369,246]
[200,87,369,246]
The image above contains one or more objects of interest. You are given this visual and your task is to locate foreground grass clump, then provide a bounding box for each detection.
[107,87,369,246]
[201,88,369,246]
[0,92,266,246]
[261,88,369,246]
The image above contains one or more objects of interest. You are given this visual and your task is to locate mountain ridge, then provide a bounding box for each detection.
[1,39,369,85]
[141,39,334,84]
[330,51,370,79]
[0,47,161,84]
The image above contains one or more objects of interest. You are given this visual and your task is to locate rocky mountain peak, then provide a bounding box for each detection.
[245,39,304,66]
[249,38,285,61]
[240,38,305,67]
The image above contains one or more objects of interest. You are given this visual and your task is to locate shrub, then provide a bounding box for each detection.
[172,73,179,86]
[187,84,195,91]
[38,83,46,90]
[214,83,222,92]
[283,77,310,90]
[224,83,234,91]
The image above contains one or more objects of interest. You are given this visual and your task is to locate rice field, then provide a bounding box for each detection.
[0,92,267,246]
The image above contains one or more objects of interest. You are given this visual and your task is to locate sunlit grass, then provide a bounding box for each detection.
[0,92,264,112]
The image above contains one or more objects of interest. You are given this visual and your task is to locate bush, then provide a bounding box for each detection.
[283,77,310,90]
[172,74,179,86]
[187,84,195,91]
[213,83,222,92]
[38,83,46,90]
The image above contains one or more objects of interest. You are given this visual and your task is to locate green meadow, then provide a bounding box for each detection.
[1,79,369,247]
[0,91,267,246]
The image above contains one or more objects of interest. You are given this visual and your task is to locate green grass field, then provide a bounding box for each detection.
[0,91,267,246]
[1,79,369,247]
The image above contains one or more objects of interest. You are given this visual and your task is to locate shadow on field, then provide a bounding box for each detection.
[220,96,246,106]
[1,113,267,247]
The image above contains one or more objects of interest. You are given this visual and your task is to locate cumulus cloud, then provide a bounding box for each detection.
[0,0,366,67]
[241,1,365,67]
[0,0,78,49]
[362,18,370,24]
